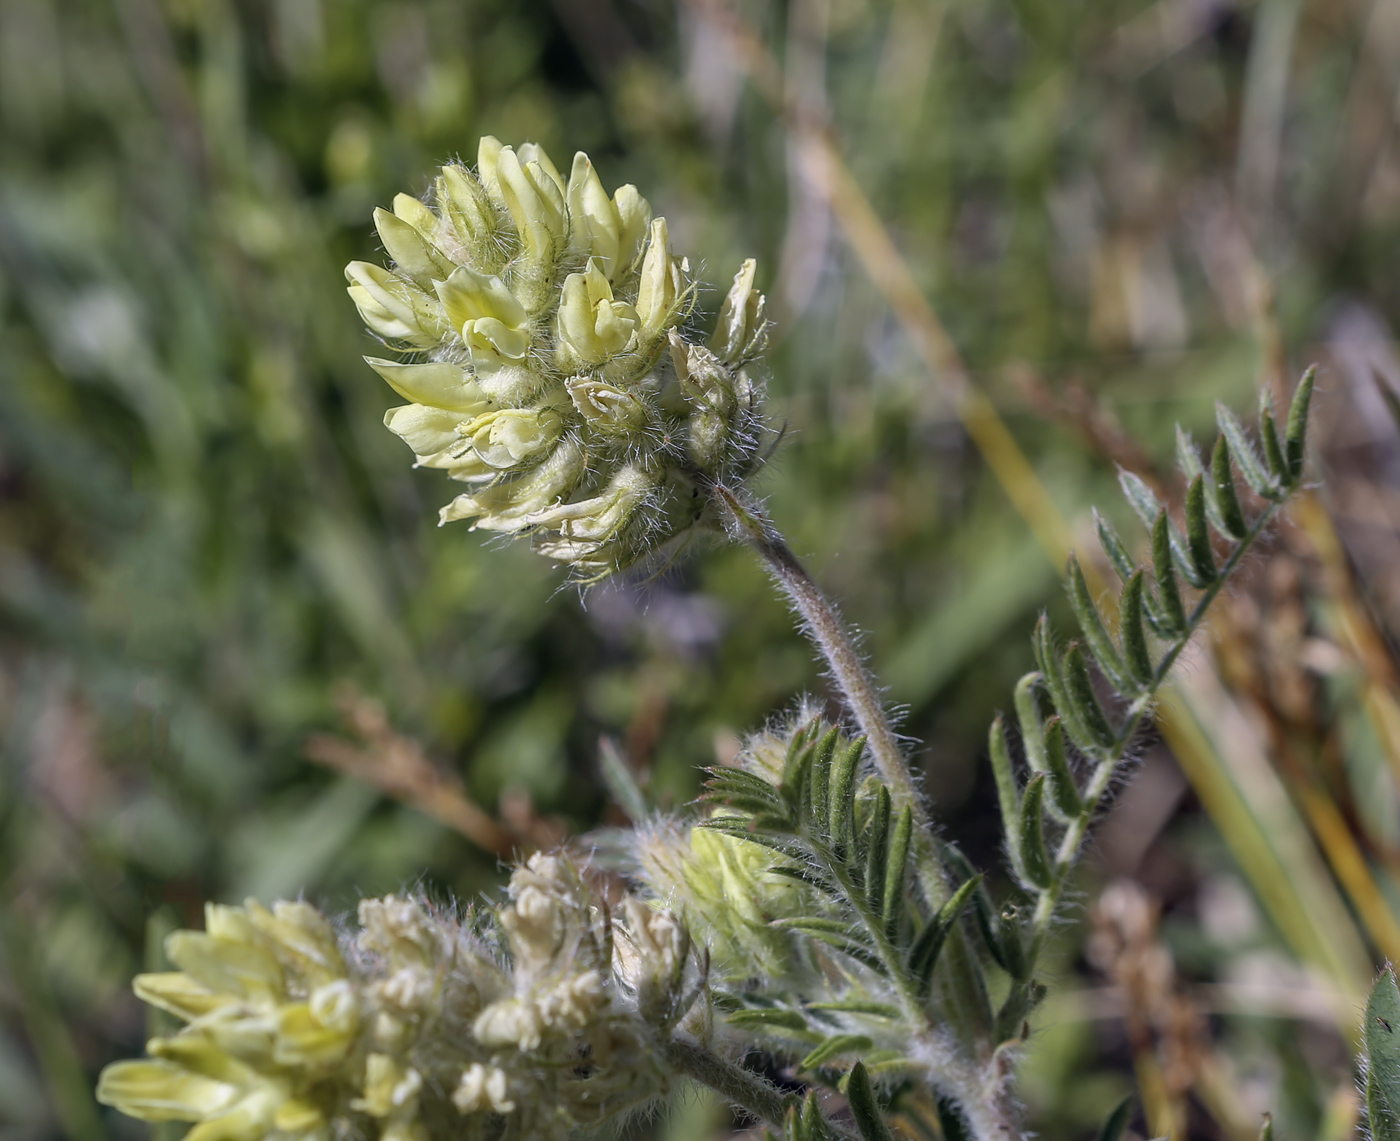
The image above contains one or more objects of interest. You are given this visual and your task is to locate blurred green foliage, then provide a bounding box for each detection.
[4,0,1400,1138]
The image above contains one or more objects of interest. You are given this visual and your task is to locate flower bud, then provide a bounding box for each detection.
[710,258,767,363]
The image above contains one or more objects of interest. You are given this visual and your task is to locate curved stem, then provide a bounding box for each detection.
[710,485,913,808]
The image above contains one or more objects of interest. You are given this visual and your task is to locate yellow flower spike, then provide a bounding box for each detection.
[555,259,639,370]
[353,138,768,578]
[709,258,767,364]
[566,153,652,281]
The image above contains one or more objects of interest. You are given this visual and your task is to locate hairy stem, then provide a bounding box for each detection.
[662,1035,798,1132]
[711,485,914,809]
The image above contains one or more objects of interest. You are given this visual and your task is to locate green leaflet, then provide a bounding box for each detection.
[844,1063,894,1141]
[1366,966,1400,1141]
[799,1034,874,1071]
[1096,1097,1134,1141]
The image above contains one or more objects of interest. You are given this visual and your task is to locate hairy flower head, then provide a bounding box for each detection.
[347,137,768,579]
[98,857,703,1141]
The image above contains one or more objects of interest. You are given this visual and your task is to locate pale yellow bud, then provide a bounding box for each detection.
[527,464,659,567]
[473,997,544,1050]
[273,998,357,1068]
[164,928,283,1006]
[364,358,491,414]
[97,1059,240,1123]
[245,899,345,986]
[567,153,652,281]
[484,141,568,303]
[710,258,767,363]
[635,219,688,343]
[437,164,508,272]
[555,260,639,370]
[133,972,231,1022]
[357,897,444,969]
[373,201,455,287]
[353,1054,422,1118]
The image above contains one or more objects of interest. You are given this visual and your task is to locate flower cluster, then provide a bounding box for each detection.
[98,855,701,1141]
[347,137,768,578]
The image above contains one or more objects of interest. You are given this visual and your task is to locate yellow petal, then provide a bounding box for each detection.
[364,358,490,414]
[133,972,232,1022]
[383,405,466,459]
[97,1059,238,1122]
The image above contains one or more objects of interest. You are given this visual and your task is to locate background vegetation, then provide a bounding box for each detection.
[3,0,1400,1137]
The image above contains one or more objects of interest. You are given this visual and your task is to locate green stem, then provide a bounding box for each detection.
[663,1034,849,1137]
[710,485,918,814]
